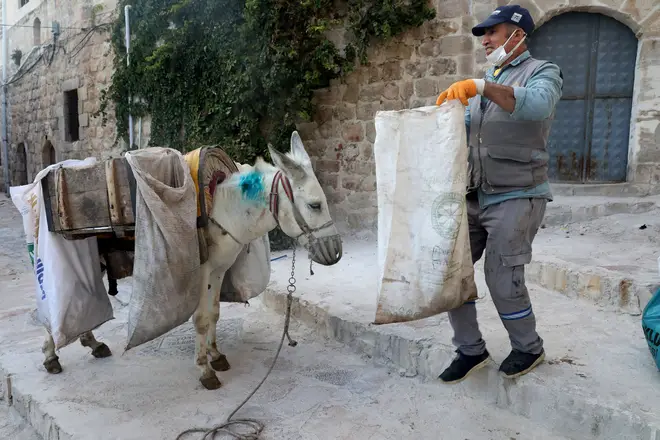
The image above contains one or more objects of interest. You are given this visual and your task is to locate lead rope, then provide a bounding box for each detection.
[175,240,298,440]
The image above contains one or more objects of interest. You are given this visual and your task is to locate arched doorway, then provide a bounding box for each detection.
[42,140,56,168]
[14,143,28,185]
[33,18,41,46]
[528,12,638,183]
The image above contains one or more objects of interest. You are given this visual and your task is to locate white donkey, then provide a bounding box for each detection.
[41,131,343,390]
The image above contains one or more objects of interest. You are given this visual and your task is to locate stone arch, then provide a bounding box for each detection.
[527,10,639,183]
[33,18,41,46]
[42,139,56,168]
[14,143,28,185]
[535,6,642,36]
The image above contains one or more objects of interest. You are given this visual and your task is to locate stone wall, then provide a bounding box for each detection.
[1,0,658,241]
[0,0,119,189]
[296,0,660,236]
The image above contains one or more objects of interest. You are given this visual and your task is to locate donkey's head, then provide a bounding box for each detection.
[267,131,342,266]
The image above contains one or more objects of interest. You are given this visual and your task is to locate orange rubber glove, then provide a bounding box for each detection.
[436,79,485,106]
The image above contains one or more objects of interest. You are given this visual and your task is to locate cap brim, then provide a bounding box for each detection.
[471,16,507,36]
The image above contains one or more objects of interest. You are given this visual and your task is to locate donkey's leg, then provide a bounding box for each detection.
[193,263,221,390]
[80,331,112,358]
[208,270,230,372]
[42,331,62,374]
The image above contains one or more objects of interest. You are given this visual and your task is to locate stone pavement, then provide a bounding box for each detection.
[0,193,569,440]
[263,211,660,440]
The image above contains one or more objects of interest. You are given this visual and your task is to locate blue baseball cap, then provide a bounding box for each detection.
[472,5,535,36]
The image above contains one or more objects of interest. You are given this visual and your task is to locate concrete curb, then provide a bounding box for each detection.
[261,289,660,440]
[525,257,659,315]
[543,198,659,227]
[0,372,72,440]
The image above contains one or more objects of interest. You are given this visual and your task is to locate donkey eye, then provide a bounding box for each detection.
[307,202,322,211]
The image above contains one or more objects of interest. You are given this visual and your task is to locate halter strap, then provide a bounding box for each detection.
[269,170,294,222]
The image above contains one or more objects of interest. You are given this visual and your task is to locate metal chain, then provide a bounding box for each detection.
[285,243,298,347]
[175,234,298,440]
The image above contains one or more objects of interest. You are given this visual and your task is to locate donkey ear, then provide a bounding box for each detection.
[290,131,312,168]
[268,144,307,182]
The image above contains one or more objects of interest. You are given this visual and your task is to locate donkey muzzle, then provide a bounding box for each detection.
[307,234,343,266]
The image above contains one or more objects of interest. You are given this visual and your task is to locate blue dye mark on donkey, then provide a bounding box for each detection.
[239,170,266,202]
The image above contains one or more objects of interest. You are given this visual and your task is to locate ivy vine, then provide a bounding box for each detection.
[98,0,435,163]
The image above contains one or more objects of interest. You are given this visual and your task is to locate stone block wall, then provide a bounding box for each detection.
[295,0,660,236]
[1,0,120,188]
[1,0,658,241]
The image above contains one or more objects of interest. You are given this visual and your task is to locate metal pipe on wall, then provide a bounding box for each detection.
[124,5,133,150]
[2,0,10,195]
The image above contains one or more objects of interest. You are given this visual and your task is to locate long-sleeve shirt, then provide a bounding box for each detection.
[465,50,564,209]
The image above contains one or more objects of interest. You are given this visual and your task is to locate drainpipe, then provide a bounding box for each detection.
[124,5,134,150]
[1,0,10,194]
[137,117,142,148]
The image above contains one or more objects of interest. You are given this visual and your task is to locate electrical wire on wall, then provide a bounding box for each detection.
[2,21,112,88]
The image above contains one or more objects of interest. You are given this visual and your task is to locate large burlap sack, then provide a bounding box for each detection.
[10,158,114,349]
[373,101,477,324]
[220,233,271,303]
[124,147,201,350]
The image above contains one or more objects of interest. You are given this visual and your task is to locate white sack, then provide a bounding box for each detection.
[220,233,271,303]
[374,101,478,324]
[124,147,201,350]
[10,158,114,349]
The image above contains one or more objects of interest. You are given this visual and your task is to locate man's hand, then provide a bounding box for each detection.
[436,79,485,106]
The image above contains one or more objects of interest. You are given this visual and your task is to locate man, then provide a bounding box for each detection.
[434,5,563,383]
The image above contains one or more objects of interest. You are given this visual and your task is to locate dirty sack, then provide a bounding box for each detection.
[642,285,660,370]
[373,100,477,324]
[124,147,201,350]
[10,158,114,349]
[220,232,271,303]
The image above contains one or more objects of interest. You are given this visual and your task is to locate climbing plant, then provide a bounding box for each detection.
[99,0,435,162]
[98,0,434,250]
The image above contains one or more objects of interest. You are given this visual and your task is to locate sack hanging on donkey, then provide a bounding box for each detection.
[373,100,477,325]
[124,147,201,350]
[10,158,114,349]
[220,232,271,303]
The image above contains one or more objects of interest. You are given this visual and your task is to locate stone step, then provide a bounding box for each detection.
[263,242,660,440]
[530,208,660,314]
[542,195,660,227]
[525,256,659,315]
[549,183,658,198]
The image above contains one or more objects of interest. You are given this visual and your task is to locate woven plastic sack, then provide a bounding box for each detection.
[10,158,113,349]
[373,101,477,324]
[124,147,201,350]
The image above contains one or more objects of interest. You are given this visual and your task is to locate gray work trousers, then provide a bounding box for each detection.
[448,196,546,356]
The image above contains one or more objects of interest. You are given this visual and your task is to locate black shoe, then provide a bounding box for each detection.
[499,349,545,379]
[438,349,490,384]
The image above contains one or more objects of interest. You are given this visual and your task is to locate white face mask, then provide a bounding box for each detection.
[485,30,526,67]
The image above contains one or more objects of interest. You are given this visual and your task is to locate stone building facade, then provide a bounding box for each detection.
[296,0,660,235]
[1,0,658,239]
[0,0,119,190]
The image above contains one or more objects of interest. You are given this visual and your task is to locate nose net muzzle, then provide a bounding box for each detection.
[306,234,342,266]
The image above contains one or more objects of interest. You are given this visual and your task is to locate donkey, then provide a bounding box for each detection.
[40,131,343,390]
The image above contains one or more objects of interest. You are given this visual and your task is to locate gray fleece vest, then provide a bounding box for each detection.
[467,57,554,194]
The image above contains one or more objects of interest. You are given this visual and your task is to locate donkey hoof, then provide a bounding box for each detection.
[210,355,231,372]
[44,357,62,374]
[200,373,222,390]
[91,343,112,358]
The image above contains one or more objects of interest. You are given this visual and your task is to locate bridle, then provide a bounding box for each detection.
[207,169,336,247]
[268,170,336,241]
